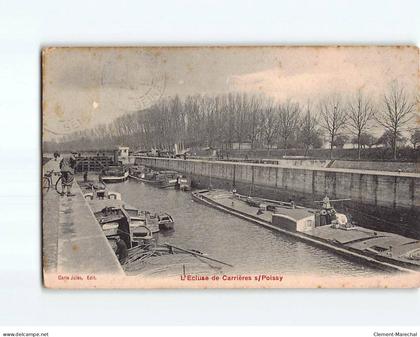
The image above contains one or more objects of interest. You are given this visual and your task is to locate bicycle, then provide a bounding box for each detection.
[42,170,64,195]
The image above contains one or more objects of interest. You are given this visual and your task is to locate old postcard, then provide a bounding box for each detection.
[42,46,420,288]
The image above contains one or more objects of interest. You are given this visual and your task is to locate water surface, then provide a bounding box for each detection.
[111,180,380,276]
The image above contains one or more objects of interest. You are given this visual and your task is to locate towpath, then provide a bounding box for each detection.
[42,161,124,278]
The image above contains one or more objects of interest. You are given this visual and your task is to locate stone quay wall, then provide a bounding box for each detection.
[137,157,419,210]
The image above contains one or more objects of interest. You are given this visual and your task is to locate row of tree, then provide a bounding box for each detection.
[45,82,418,160]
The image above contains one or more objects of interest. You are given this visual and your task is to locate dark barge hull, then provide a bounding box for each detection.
[102,176,128,183]
[102,171,129,183]
[159,222,174,231]
[129,175,177,189]
[129,175,161,185]
[192,191,419,273]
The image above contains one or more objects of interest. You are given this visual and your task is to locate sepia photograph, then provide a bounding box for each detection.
[41,46,420,288]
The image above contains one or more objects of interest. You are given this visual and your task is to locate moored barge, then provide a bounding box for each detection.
[100,165,129,183]
[192,189,420,273]
[129,168,190,190]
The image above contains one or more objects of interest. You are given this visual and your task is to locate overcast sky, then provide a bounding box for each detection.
[42,46,418,140]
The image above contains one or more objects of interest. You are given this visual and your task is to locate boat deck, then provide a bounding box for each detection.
[307,226,420,263]
[198,190,420,269]
[124,253,223,277]
[206,190,315,223]
[88,199,126,213]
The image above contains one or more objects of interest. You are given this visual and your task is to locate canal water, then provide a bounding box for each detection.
[111,179,380,276]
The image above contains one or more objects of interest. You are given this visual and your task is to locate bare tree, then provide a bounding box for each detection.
[232,93,248,149]
[409,128,420,149]
[319,95,347,159]
[278,100,300,154]
[332,134,349,149]
[263,102,279,154]
[357,132,376,149]
[246,95,264,149]
[261,101,280,155]
[347,90,376,159]
[376,81,416,159]
[299,102,322,156]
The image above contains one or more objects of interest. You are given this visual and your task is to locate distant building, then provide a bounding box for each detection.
[118,146,129,158]
[116,146,132,164]
[232,142,252,150]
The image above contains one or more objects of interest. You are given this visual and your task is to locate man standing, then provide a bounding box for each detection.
[59,152,77,197]
[115,236,128,264]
